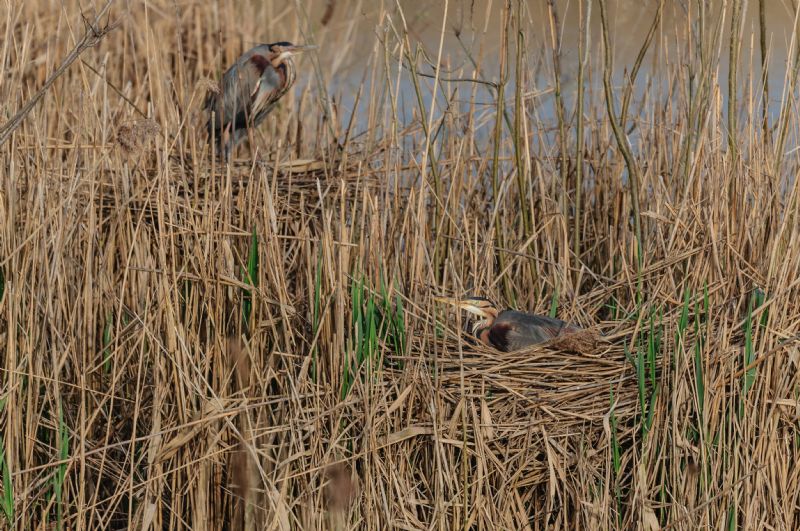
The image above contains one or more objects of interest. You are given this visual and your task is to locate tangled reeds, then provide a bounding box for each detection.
[1,0,799,529]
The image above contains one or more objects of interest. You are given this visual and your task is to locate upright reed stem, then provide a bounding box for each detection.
[493,2,513,304]
[759,0,770,142]
[598,0,644,295]
[727,0,744,157]
[546,1,569,235]
[573,0,590,277]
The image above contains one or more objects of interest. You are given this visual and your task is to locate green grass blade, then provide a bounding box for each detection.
[742,292,761,407]
[394,290,406,355]
[694,339,705,419]
[637,345,645,436]
[0,436,12,525]
[645,382,659,434]
[54,404,68,530]
[549,288,558,318]
[677,286,691,342]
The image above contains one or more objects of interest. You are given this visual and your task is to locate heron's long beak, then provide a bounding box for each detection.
[434,297,491,319]
[277,45,317,63]
[287,44,317,54]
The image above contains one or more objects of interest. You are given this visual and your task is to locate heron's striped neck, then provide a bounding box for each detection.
[470,315,495,338]
[276,60,296,102]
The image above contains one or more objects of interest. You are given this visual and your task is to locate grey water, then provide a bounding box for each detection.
[306,0,799,150]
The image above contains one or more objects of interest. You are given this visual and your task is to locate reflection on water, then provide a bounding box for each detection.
[292,0,798,144]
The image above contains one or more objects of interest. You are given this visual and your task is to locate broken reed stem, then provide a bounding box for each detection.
[407,45,446,281]
[453,33,514,133]
[546,0,569,239]
[727,0,744,157]
[512,0,537,290]
[759,0,770,142]
[493,2,513,304]
[513,1,532,239]
[678,0,727,186]
[573,0,590,278]
[0,0,118,147]
[598,0,644,296]
[772,3,800,177]
[619,1,663,125]
[291,0,336,146]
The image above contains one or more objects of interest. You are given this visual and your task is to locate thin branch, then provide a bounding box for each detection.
[598,0,644,296]
[573,0,591,277]
[727,0,746,157]
[759,0,770,142]
[0,0,119,147]
[80,59,148,119]
[407,70,498,88]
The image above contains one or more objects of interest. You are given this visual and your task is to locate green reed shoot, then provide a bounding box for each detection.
[609,389,622,525]
[694,296,705,421]
[633,305,662,439]
[742,289,767,414]
[342,275,406,398]
[0,400,12,526]
[242,228,259,333]
[53,404,68,530]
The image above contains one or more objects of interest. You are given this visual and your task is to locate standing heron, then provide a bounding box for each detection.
[204,41,316,160]
[435,296,583,352]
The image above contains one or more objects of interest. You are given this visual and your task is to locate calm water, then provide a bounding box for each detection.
[285,0,799,144]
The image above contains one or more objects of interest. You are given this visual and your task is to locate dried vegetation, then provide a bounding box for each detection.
[1,0,799,529]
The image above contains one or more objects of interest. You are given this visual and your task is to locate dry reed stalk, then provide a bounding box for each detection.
[0,1,799,529]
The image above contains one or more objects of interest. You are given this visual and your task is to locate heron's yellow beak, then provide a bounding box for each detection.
[287,44,317,54]
[276,45,317,63]
[434,297,492,319]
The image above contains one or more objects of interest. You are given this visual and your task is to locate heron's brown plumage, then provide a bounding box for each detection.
[488,310,581,351]
[439,296,582,352]
[204,42,310,160]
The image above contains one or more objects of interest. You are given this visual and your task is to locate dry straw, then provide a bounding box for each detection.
[1,0,799,529]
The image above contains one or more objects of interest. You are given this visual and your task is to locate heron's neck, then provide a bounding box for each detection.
[284,60,296,92]
[275,60,296,100]
[470,314,496,337]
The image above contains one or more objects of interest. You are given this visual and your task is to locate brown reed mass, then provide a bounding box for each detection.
[1,1,799,529]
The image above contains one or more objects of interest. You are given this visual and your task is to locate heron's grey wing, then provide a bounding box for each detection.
[489,310,580,351]
[206,59,263,134]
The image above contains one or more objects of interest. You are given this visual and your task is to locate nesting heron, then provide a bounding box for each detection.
[436,296,583,352]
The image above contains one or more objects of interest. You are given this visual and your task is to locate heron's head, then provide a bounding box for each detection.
[435,296,499,320]
[268,42,317,65]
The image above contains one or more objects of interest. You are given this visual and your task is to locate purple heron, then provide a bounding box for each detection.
[204,42,316,160]
[436,296,583,352]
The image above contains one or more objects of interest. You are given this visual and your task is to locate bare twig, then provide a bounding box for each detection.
[80,59,148,119]
[598,0,644,296]
[759,0,770,141]
[546,0,569,226]
[573,0,590,276]
[0,0,119,147]
[727,0,746,156]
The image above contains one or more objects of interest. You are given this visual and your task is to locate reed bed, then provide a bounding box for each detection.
[1,0,799,529]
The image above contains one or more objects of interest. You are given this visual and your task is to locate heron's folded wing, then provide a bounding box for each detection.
[491,311,580,351]
[206,60,263,132]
